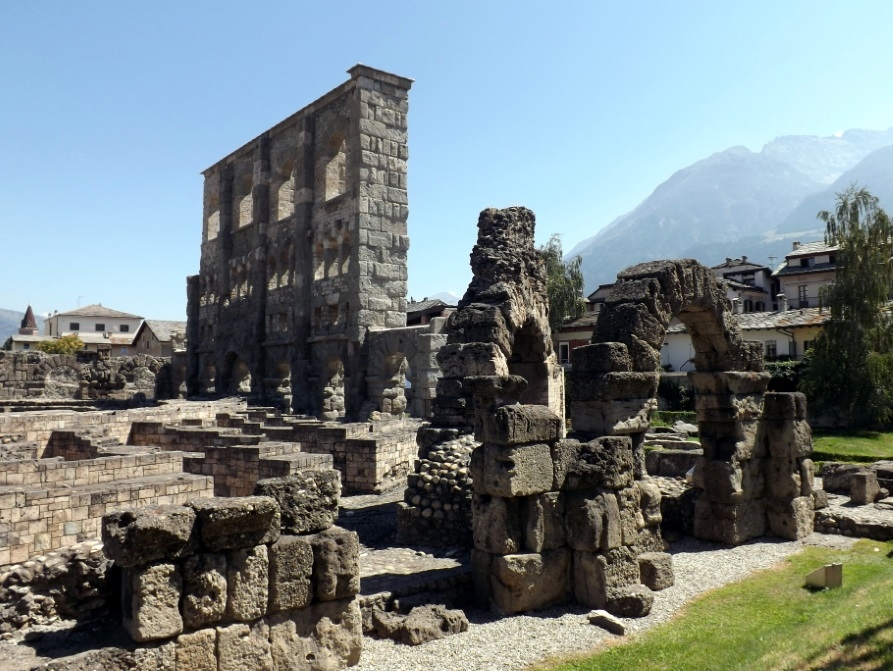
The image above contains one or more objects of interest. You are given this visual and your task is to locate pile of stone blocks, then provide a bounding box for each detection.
[469,388,670,618]
[101,469,361,670]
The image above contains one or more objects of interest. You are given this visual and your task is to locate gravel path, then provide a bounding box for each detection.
[354,533,857,671]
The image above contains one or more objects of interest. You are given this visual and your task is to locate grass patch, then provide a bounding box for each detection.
[532,540,893,671]
[651,411,697,428]
[812,430,893,463]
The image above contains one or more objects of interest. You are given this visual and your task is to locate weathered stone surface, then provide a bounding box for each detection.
[436,342,509,378]
[472,494,522,554]
[182,552,227,629]
[477,404,562,445]
[310,526,360,601]
[175,629,217,671]
[268,535,314,613]
[800,458,816,496]
[123,562,183,643]
[638,552,674,590]
[618,486,640,545]
[568,371,659,403]
[571,343,631,374]
[190,496,280,551]
[762,419,813,460]
[767,496,814,540]
[573,546,640,609]
[226,544,269,621]
[217,621,273,671]
[470,549,493,605]
[765,458,801,500]
[522,491,566,552]
[606,584,654,617]
[254,470,340,535]
[637,479,663,527]
[693,498,766,545]
[269,598,362,670]
[587,609,626,635]
[851,470,881,505]
[570,398,657,436]
[102,505,196,567]
[761,392,808,420]
[490,549,570,613]
[478,442,553,497]
[371,605,469,646]
[553,437,634,491]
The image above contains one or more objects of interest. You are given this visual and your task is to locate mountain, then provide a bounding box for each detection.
[0,309,24,345]
[569,128,893,290]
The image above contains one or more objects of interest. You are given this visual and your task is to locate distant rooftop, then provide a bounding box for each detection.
[53,304,143,320]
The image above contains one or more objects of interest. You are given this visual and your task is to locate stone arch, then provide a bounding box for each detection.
[591,259,762,374]
[439,207,563,421]
[366,330,421,418]
[571,259,808,546]
[222,353,253,395]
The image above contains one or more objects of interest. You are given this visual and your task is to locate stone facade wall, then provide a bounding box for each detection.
[187,65,413,421]
[0,351,173,401]
[101,476,361,671]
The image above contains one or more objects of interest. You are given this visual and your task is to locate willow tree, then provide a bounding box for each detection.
[801,187,893,426]
[539,233,585,333]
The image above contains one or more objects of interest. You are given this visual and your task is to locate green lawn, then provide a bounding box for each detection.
[531,541,893,671]
[811,430,893,463]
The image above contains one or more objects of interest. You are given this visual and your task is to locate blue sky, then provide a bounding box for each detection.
[2,1,892,321]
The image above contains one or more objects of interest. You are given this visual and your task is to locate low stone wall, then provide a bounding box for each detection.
[0,398,246,456]
[0,450,213,566]
[0,351,173,401]
[101,472,361,671]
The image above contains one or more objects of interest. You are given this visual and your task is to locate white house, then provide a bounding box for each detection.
[44,304,143,338]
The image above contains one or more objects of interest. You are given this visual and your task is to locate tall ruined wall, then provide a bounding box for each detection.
[188,65,412,421]
[0,351,173,402]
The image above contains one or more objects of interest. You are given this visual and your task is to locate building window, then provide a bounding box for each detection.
[798,285,808,308]
[120,347,128,355]
[559,343,570,365]
[755,301,765,312]
[22,343,30,350]
[119,324,130,333]
[766,340,777,359]
[743,299,754,313]
[95,323,106,332]
[69,322,80,331]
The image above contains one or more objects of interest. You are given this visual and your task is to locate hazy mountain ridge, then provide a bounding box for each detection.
[570,128,893,290]
[0,309,24,345]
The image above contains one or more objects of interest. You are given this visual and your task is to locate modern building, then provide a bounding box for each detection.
[772,240,838,309]
[134,320,187,358]
[44,304,143,338]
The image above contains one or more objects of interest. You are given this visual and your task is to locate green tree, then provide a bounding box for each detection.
[1,337,11,351]
[800,187,893,426]
[539,233,586,332]
[37,334,84,355]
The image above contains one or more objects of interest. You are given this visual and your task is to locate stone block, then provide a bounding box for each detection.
[638,552,674,590]
[553,437,634,491]
[102,504,196,567]
[490,549,570,613]
[477,404,562,445]
[122,562,183,643]
[226,544,269,621]
[570,398,656,436]
[637,479,663,527]
[190,496,280,551]
[570,342,631,373]
[268,598,362,670]
[767,496,814,540]
[479,442,553,497]
[693,499,766,545]
[761,392,808,420]
[762,419,813,459]
[573,546,640,609]
[268,535,313,613]
[800,458,816,496]
[310,526,360,601]
[566,493,622,552]
[851,470,881,505]
[765,458,801,500]
[588,609,626,635]
[254,470,340,535]
[175,629,217,671]
[606,584,654,618]
[182,552,227,629]
[695,393,763,423]
[699,420,761,461]
[568,371,659,403]
[522,491,566,552]
[688,371,770,396]
[217,621,272,671]
[436,342,508,378]
[472,494,521,555]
